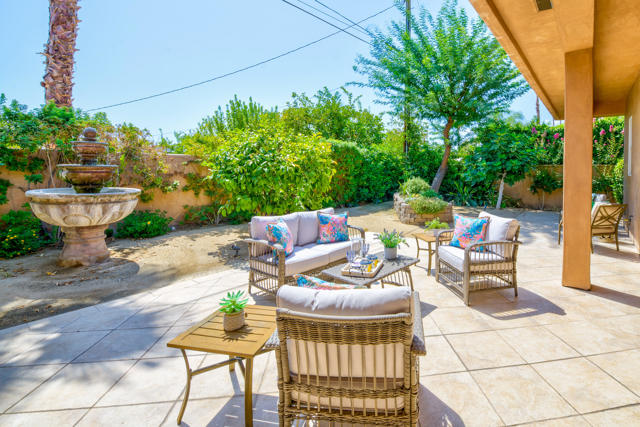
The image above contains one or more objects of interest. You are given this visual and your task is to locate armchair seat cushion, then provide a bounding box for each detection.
[438,245,513,273]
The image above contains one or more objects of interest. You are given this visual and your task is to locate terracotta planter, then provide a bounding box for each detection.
[384,247,398,260]
[223,310,245,331]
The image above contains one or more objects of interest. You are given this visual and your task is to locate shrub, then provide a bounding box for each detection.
[0,210,49,258]
[612,158,624,203]
[182,203,223,225]
[407,195,448,214]
[425,217,449,229]
[116,210,172,238]
[529,169,562,209]
[329,140,403,206]
[204,127,334,220]
[401,177,438,198]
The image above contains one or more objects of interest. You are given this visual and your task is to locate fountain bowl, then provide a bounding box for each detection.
[26,187,141,267]
[57,164,118,193]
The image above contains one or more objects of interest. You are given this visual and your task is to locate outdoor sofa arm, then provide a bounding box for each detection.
[464,240,522,261]
[435,229,454,247]
[411,291,426,356]
[347,224,365,240]
[245,238,286,261]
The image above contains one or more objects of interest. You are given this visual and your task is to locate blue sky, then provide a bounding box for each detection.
[1,0,552,141]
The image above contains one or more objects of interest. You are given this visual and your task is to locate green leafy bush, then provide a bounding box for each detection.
[425,217,449,229]
[593,117,624,165]
[204,127,334,220]
[612,158,624,203]
[0,210,49,258]
[407,195,448,214]
[116,210,172,239]
[182,203,223,225]
[529,169,562,209]
[329,140,403,206]
[401,177,438,198]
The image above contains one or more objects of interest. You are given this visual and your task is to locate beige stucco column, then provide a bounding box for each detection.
[562,48,593,289]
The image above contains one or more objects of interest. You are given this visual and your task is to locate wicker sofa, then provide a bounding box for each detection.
[246,208,365,295]
[435,211,521,305]
[274,285,425,426]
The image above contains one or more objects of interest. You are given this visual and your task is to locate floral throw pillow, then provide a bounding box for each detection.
[450,215,489,250]
[266,219,294,256]
[294,274,366,290]
[317,212,348,244]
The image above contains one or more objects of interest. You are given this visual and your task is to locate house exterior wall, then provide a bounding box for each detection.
[624,73,640,252]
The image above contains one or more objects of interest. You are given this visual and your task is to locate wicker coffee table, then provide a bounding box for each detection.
[167,305,276,426]
[321,252,419,290]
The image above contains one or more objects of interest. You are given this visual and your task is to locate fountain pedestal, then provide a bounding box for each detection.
[59,225,110,267]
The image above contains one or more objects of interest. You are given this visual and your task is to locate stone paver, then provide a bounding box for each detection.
[0,210,638,425]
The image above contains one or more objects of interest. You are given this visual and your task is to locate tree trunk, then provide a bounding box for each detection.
[496,171,506,209]
[41,0,80,107]
[431,118,454,193]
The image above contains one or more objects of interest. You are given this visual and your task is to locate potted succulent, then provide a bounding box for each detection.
[424,217,450,236]
[220,290,249,332]
[376,229,408,260]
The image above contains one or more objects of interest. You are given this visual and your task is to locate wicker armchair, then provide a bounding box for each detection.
[557,203,627,252]
[435,213,521,306]
[274,287,426,426]
[246,210,364,295]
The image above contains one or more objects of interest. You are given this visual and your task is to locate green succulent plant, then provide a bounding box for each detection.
[220,290,249,314]
[425,217,449,230]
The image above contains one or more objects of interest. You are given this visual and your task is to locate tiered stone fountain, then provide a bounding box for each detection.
[26,128,140,267]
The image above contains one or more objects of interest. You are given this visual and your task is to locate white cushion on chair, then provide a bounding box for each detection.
[277,285,412,316]
[478,211,518,241]
[438,245,512,273]
[295,207,334,246]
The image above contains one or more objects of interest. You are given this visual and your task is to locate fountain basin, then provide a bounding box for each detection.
[57,164,118,193]
[25,187,140,267]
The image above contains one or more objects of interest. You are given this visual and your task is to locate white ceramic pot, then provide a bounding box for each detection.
[384,246,398,260]
[223,310,245,331]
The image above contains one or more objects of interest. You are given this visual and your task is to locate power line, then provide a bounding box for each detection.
[291,0,370,37]
[85,5,393,112]
[313,0,374,37]
[279,0,371,45]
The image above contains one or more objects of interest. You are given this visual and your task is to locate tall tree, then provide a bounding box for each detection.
[41,0,80,107]
[354,0,528,192]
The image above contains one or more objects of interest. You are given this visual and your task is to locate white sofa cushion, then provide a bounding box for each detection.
[277,286,411,316]
[296,207,334,246]
[251,212,299,244]
[438,245,513,272]
[479,211,519,241]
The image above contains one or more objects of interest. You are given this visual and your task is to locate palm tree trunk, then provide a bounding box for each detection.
[431,118,454,193]
[41,0,80,107]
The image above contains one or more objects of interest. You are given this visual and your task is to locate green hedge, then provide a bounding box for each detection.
[329,140,403,206]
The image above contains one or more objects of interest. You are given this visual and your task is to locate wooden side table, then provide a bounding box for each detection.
[414,232,451,275]
[167,305,276,426]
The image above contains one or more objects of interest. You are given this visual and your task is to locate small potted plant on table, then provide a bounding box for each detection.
[425,217,449,237]
[376,229,408,260]
[220,290,249,331]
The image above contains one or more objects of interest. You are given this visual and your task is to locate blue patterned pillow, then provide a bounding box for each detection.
[266,219,294,256]
[317,212,348,244]
[294,274,366,290]
[450,215,489,250]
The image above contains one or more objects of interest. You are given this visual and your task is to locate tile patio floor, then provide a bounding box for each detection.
[1,210,639,426]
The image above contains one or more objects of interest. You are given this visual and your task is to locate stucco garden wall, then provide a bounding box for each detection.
[0,154,213,224]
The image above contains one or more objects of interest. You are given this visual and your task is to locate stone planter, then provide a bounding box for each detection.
[384,246,398,260]
[393,193,453,225]
[223,310,245,331]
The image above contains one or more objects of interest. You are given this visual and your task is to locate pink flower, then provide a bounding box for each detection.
[594,139,598,144]
[531,127,537,134]
[622,130,625,134]
[600,129,606,136]
[609,125,614,132]
[561,137,564,141]
[553,133,560,139]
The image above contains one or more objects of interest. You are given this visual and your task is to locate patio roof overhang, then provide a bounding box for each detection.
[470,0,640,120]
